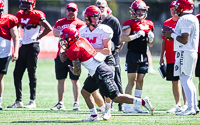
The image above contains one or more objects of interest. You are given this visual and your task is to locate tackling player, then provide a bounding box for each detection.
[59,27,154,122]
[0,0,19,110]
[50,2,85,111]
[120,0,155,113]
[7,0,52,109]
[162,0,199,115]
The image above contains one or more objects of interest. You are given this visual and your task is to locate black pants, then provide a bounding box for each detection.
[13,43,40,101]
[113,49,123,95]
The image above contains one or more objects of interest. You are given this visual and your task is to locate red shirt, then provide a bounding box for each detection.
[122,19,154,54]
[162,17,177,64]
[16,9,46,25]
[196,14,200,53]
[67,37,96,62]
[0,14,18,40]
[54,18,86,56]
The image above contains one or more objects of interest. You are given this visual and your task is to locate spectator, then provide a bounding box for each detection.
[162,0,199,115]
[0,0,19,110]
[120,0,154,113]
[59,27,154,122]
[7,0,52,108]
[50,2,85,111]
[160,1,187,113]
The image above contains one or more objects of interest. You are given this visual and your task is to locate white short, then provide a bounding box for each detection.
[174,51,197,77]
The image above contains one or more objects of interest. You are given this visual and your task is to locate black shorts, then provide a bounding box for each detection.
[0,56,11,74]
[195,54,200,77]
[82,63,119,99]
[54,56,79,80]
[166,63,179,81]
[125,51,148,74]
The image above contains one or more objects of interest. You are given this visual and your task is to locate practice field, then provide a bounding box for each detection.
[1,58,200,124]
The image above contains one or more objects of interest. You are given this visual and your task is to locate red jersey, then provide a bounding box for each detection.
[17,10,45,25]
[54,18,85,56]
[162,17,177,64]
[122,19,154,54]
[196,14,200,53]
[67,37,96,62]
[0,14,18,40]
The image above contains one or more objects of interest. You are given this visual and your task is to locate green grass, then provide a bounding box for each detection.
[1,58,200,125]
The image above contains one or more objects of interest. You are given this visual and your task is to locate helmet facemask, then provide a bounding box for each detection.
[130,8,147,20]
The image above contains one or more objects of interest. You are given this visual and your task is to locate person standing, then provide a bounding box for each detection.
[0,0,19,110]
[50,2,85,111]
[195,13,200,109]
[120,0,155,113]
[59,27,154,122]
[160,1,187,113]
[96,0,124,111]
[7,0,52,108]
[162,0,199,115]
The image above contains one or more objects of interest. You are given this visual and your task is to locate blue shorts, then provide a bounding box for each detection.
[125,51,148,74]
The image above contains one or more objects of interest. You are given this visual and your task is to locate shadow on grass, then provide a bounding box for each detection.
[11,120,83,123]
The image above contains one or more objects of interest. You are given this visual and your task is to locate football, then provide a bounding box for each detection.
[162,25,173,41]
[162,25,172,32]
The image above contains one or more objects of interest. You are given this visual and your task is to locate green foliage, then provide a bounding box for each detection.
[1,58,199,124]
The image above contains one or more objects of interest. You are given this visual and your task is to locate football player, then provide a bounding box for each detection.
[50,2,85,111]
[0,0,20,110]
[96,0,124,111]
[162,0,199,115]
[120,0,154,113]
[59,27,154,122]
[7,0,52,109]
[160,1,187,114]
[79,5,115,120]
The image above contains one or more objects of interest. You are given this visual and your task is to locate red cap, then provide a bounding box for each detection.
[66,2,78,11]
[169,1,176,8]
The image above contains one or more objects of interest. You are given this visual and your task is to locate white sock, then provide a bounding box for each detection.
[180,74,194,109]
[89,108,97,116]
[74,101,78,104]
[99,104,105,113]
[106,102,112,108]
[133,97,142,105]
[134,89,142,98]
[0,97,2,101]
[59,101,64,105]
[30,99,35,102]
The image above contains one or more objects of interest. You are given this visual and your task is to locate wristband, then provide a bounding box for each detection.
[171,33,178,39]
[129,34,139,41]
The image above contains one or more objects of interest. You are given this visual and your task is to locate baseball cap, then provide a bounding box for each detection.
[169,1,176,8]
[66,2,78,11]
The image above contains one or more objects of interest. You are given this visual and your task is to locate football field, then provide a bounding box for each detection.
[1,57,200,124]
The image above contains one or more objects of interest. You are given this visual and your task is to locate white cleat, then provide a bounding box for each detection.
[24,101,36,109]
[167,105,182,113]
[82,115,101,122]
[7,101,24,108]
[134,106,148,113]
[194,106,199,114]
[73,103,80,111]
[143,96,154,115]
[50,102,66,110]
[123,105,137,113]
[0,100,2,110]
[181,105,188,112]
[101,106,111,120]
[176,108,196,115]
